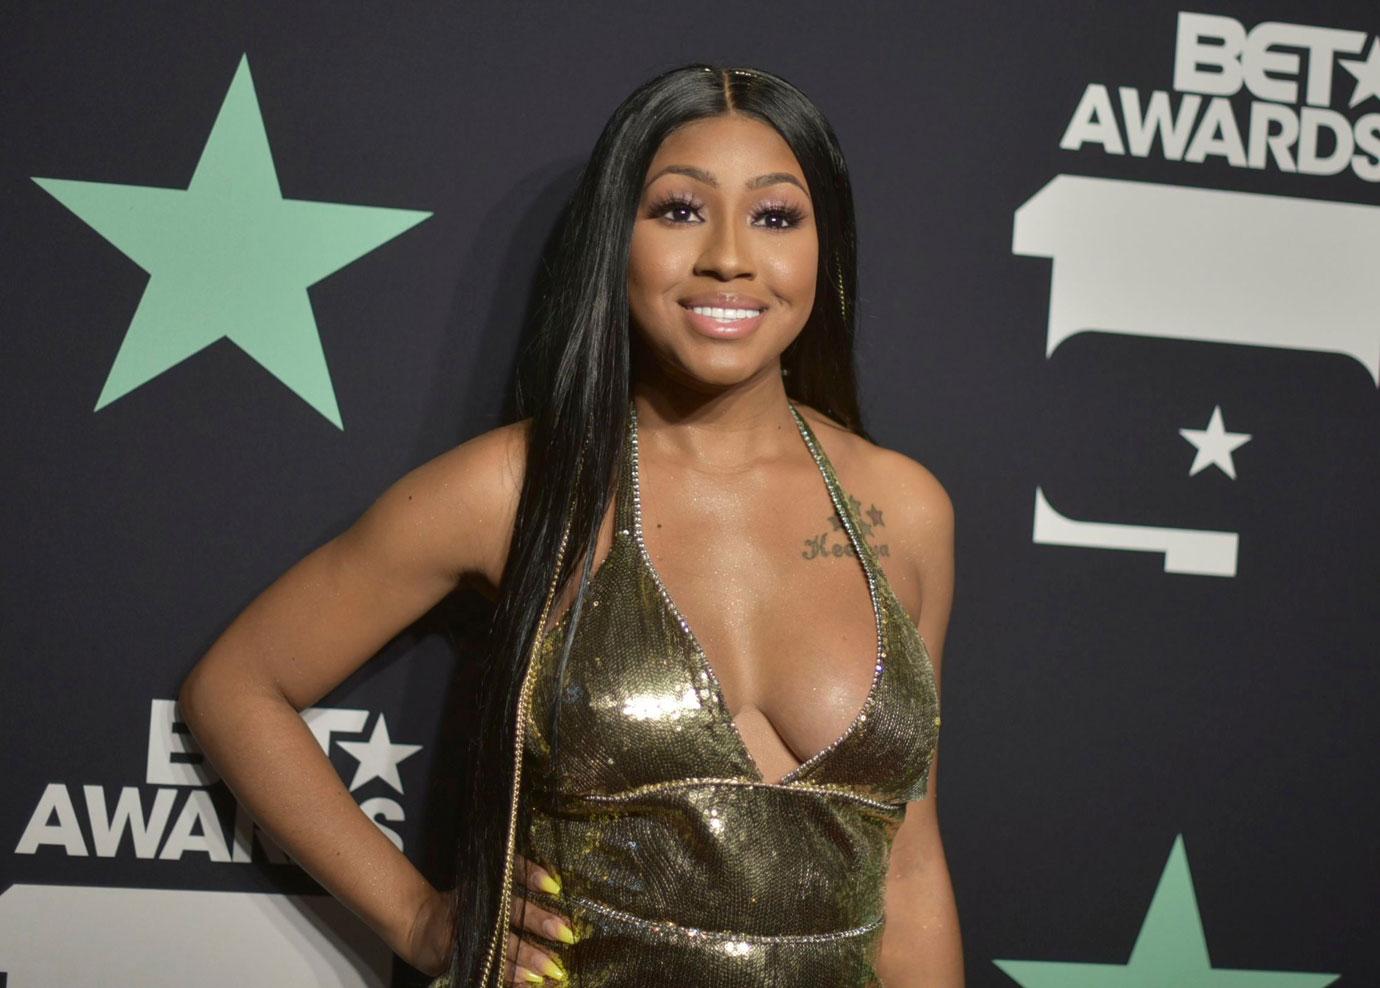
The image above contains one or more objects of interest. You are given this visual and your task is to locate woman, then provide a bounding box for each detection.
[180,64,962,986]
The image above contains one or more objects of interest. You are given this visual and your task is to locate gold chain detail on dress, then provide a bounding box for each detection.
[478,459,580,986]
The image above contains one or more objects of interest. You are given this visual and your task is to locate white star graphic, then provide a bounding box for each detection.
[1179,405,1251,479]
[336,714,422,794]
[1339,37,1380,108]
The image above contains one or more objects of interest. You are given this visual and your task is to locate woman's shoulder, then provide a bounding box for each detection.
[418,415,533,510]
[792,402,952,520]
[791,401,954,588]
[390,416,534,598]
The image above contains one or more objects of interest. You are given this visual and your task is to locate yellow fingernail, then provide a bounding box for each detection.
[517,966,544,984]
[540,955,567,980]
[538,872,562,895]
[554,920,576,945]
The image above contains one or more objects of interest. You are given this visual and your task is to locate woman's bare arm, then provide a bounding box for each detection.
[177,421,526,971]
[872,453,964,987]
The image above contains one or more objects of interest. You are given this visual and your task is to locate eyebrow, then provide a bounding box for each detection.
[643,164,808,195]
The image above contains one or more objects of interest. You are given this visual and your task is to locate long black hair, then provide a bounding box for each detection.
[446,62,867,985]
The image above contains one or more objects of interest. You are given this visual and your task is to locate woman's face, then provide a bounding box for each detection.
[627,112,819,392]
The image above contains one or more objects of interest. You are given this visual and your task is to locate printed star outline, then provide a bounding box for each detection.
[336,714,422,795]
[31,53,432,429]
[1179,405,1251,479]
[1340,37,1380,108]
[994,834,1337,987]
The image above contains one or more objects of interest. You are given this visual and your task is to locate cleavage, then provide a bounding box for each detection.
[634,444,881,783]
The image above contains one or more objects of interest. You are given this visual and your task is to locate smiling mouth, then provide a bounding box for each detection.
[680,303,767,321]
[679,302,768,340]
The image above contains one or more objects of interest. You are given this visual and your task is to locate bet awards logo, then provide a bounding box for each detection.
[14,699,422,863]
[1013,10,1378,579]
[1061,11,1380,182]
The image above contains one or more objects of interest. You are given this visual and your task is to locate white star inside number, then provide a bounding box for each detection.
[1179,405,1251,479]
[336,714,422,794]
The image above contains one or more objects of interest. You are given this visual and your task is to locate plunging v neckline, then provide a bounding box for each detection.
[626,399,886,787]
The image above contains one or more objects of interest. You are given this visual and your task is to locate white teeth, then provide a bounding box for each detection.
[688,306,763,321]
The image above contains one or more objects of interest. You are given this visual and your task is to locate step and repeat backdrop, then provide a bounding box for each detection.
[3,2,1376,985]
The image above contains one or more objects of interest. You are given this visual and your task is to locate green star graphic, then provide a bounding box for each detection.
[994,834,1337,987]
[32,53,431,429]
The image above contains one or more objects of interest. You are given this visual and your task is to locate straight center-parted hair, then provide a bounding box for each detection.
[446,63,867,985]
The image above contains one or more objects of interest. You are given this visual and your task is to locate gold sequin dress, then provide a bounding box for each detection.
[456,400,941,986]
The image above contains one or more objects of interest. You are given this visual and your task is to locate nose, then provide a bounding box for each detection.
[693,216,754,282]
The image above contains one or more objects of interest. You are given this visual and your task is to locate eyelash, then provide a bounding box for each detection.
[648,192,807,231]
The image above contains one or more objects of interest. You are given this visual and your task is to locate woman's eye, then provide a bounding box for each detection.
[753,206,806,231]
[652,198,702,223]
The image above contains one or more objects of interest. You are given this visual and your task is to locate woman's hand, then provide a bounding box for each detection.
[400,855,574,983]
[505,853,575,984]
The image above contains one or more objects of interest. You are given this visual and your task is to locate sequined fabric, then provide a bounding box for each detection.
[445,400,940,986]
